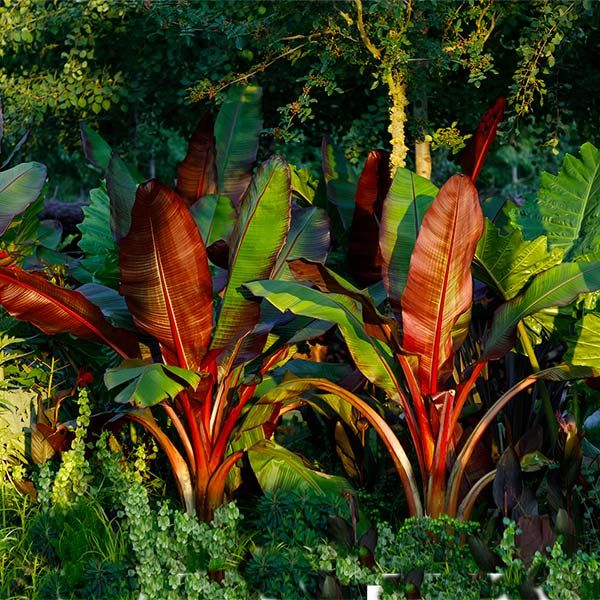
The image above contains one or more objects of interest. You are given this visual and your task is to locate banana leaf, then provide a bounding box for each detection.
[81,122,111,171]
[105,360,202,407]
[322,136,357,232]
[483,261,600,359]
[245,279,399,396]
[348,150,391,285]
[401,174,483,395]
[0,265,139,359]
[214,84,262,206]
[211,157,291,351]
[379,167,438,309]
[0,162,47,236]
[272,206,330,280]
[176,112,218,205]
[461,97,506,183]
[190,194,236,247]
[106,152,141,241]
[119,180,213,371]
[248,439,352,496]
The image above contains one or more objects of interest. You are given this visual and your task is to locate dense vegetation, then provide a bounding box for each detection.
[1,1,600,598]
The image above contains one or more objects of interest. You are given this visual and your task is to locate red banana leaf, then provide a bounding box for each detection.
[461,97,506,183]
[401,174,483,395]
[348,150,391,286]
[0,266,139,359]
[119,180,213,371]
[176,112,218,206]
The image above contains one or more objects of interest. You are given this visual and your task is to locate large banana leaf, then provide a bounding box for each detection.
[321,136,357,231]
[119,180,213,371]
[515,143,600,259]
[77,283,134,330]
[473,220,564,300]
[461,97,506,183]
[0,162,47,235]
[271,206,330,280]
[348,150,391,285]
[75,185,120,287]
[211,158,291,351]
[245,279,399,396]
[176,112,218,205]
[0,265,139,358]
[214,84,262,206]
[190,194,236,247]
[483,261,600,359]
[379,167,438,309]
[401,174,483,395]
[106,152,140,241]
[248,439,352,496]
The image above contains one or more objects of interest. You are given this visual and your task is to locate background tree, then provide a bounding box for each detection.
[1,0,599,198]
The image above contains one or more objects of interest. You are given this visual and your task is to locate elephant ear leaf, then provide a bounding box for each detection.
[176,112,218,206]
[0,265,139,359]
[0,162,47,236]
[348,150,391,286]
[461,96,506,183]
[401,174,483,395]
[214,84,262,207]
[119,180,213,371]
[211,157,291,352]
[516,143,600,260]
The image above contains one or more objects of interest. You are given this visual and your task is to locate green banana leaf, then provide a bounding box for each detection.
[190,194,236,247]
[473,220,564,300]
[484,261,600,359]
[245,279,399,396]
[514,143,600,260]
[211,157,291,351]
[214,84,262,206]
[379,167,438,308]
[104,360,202,407]
[106,152,140,241]
[81,122,112,171]
[321,136,357,232]
[0,162,47,236]
[77,283,134,330]
[248,439,352,496]
[272,207,330,280]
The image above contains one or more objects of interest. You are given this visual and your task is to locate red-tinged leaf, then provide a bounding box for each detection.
[461,97,506,183]
[348,150,391,285]
[119,180,213,371]
[176,112,218,206]
[401,174,483,395]
[0,266,139,359]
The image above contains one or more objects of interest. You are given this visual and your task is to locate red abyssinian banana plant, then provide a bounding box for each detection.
[247,98,600,517]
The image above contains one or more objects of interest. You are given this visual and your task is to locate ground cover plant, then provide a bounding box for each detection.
[1,7,600,595]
